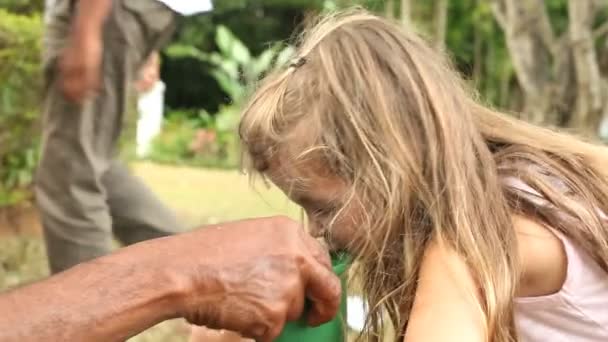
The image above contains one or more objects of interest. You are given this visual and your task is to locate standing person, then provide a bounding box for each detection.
[239,9,608,341]
[36,0,212,273]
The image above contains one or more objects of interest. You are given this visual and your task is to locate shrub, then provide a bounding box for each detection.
[1,0,44,15]
[146,107,241,169]
[156,26,294,169]
[0,10,43,207]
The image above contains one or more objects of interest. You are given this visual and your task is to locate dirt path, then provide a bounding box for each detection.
[0,204,42,237]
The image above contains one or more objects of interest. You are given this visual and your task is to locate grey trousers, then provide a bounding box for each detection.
[36,0,183,273]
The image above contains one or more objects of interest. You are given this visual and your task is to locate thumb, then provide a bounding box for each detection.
[303,259,342,327]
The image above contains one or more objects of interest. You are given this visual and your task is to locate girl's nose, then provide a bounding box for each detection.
[306,218,327,238]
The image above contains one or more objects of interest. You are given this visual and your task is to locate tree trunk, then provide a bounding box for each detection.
[567,0,605,131]
[491,0,556,125]
[400,0,411,26]
[385,0,395,19]
[434,0,448,50]
[491,0,608,134]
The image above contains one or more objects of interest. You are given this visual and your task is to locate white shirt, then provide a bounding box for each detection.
[155,0,213,16]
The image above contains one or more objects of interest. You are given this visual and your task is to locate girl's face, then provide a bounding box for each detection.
[267,159,363,252]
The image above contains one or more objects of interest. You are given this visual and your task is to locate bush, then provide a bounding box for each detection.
[162,0,317,111]
[153,26,293,169]
[146,109,240,169]
[0,10,43,207]
[0,0,44,15]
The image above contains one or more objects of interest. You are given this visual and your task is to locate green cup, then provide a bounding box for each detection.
[275,253,350,342]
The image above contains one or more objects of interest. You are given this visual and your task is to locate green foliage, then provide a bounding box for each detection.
[167,25,294,106]
[146,109,240,169]
[163,25,293,168]
[146,114,200,166]
[0,10,42,207]
[0,0,44,15]
[162,1,314,110]
[3,0,601,175]
[443,0,515,108]
[0,236,48,290]
[322,0,385,12]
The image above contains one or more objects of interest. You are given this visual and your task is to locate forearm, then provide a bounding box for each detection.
[0,244,179,341]
[72,0,113,37]
[0,217,341,342]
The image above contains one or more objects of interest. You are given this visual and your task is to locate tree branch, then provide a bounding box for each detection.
[594,21,608,40]
[534,0,557,55]
[491,0,555,123]
[490,0,507,30]
[567,0,605,128]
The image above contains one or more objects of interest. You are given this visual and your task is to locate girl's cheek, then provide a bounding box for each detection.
[306,214,351,250]
[329,212,366,252]
[306,204,366,252]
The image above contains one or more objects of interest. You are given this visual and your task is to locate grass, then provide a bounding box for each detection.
[131,162,299,227]
[0,162,298,341]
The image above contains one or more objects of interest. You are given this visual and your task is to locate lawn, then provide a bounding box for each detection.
[0,162,299,341]
[132,162,298,227]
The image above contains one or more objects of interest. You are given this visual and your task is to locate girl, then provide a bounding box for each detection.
[238,8,608,342]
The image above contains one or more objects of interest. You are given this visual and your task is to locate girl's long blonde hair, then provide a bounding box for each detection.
[239,9,608,341]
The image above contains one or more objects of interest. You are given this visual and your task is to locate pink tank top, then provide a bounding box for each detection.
[505,177,608,341]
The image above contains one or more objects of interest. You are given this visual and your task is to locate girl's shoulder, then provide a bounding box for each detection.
[513,215,608,341]
[512,214,568,298]
[502,174,608,298]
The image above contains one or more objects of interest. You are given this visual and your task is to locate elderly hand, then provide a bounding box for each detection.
[141,216,341,342]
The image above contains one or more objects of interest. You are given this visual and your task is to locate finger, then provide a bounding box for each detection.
[219,312,268,342]
[301,233,332,271]
[69,87,86,103]
[302,259,342,327]
[91,60,102,86]
[286,282,306,322]
[240,323,270,342]
[92,74,102,93]
[60,70,86,103]
[62,82,81,103]
[264,320,286,342]
[85,70,101,99]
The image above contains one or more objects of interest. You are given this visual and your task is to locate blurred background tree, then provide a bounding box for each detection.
[0,0,43,14]
[163,0,608,130]
[0,7,42,206]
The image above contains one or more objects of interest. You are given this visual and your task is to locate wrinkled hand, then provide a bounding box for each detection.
[154,216,342,342]
[59,30,102,103]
